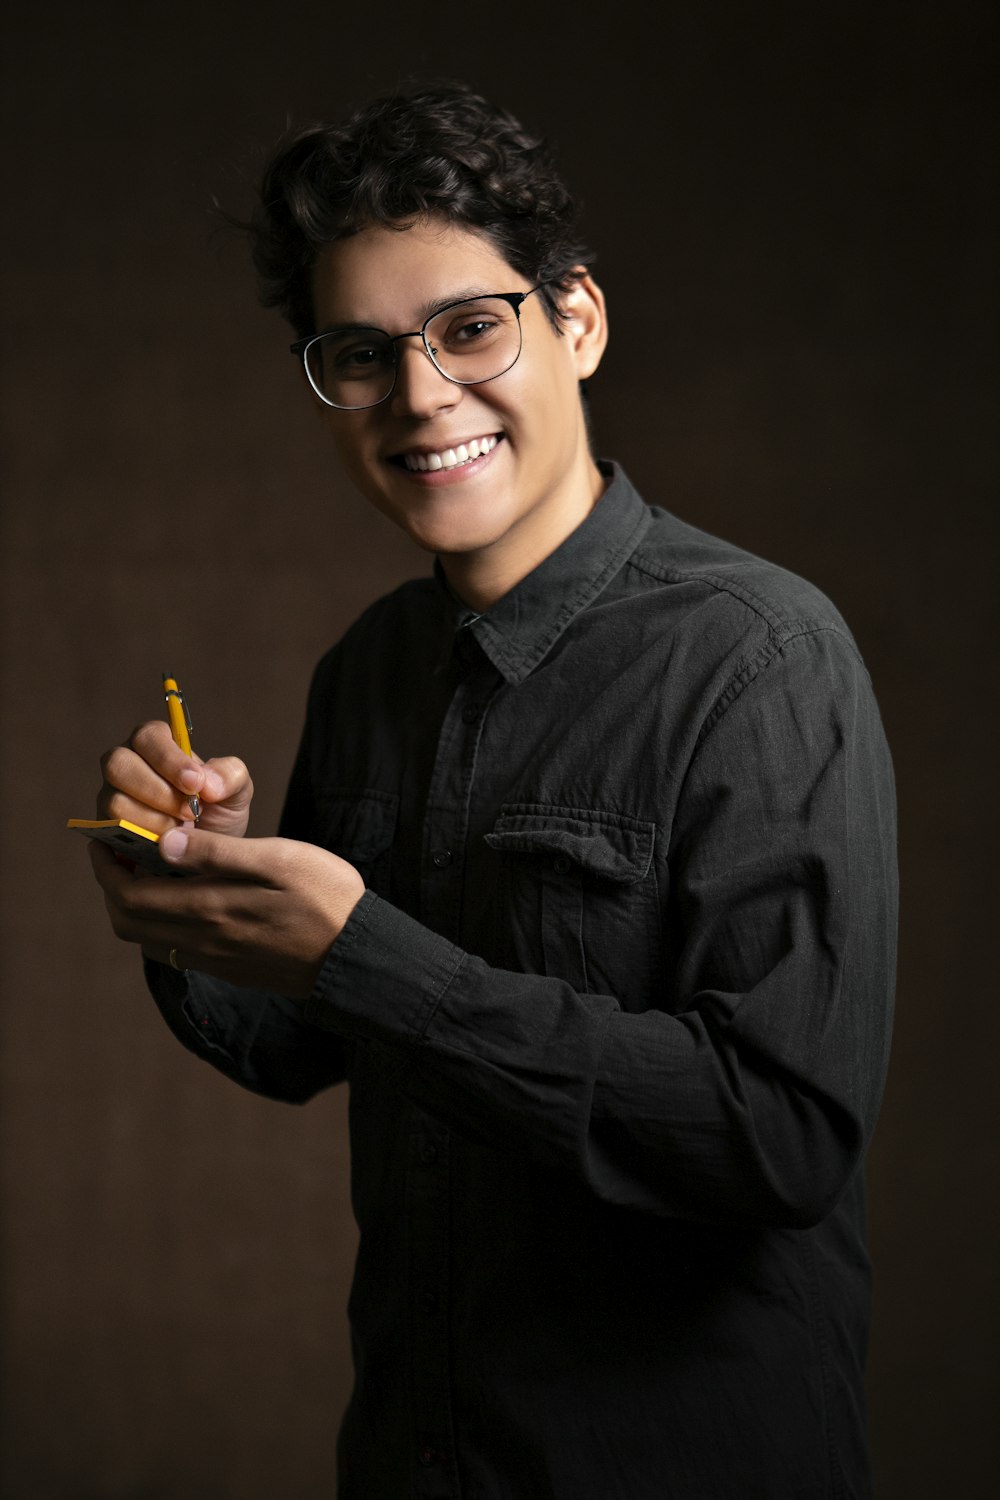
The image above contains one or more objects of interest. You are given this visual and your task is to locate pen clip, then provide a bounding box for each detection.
[164,678,194,736]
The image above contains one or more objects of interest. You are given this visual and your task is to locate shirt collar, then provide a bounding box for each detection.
[435,462,652,686]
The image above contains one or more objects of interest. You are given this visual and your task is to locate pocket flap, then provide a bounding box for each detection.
[485,805,655,883]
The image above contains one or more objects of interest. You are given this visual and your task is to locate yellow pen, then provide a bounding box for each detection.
[162,673,201,822]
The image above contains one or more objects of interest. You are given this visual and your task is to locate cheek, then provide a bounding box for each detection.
[493,367,559,443]
[529,334,580,401]
[512,364,580,456]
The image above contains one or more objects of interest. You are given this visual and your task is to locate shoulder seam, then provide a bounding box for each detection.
[696,623,868,750]
[626,549,806,635]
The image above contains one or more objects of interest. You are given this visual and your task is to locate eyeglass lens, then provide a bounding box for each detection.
[305,296,524,409]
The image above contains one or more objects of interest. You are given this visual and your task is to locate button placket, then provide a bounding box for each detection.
[405,644,496,1497]
[420,654,496,942]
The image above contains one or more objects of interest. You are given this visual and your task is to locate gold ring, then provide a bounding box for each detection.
[168,948,185,972]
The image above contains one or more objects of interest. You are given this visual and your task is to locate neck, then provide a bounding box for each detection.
[439,456,607,613]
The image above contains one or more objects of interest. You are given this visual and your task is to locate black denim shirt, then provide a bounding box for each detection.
[152,464,897,1499]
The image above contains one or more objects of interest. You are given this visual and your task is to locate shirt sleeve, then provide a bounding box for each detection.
[144,959,351,1103]
[304,626,897,1226]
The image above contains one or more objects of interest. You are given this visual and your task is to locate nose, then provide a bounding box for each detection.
[389,336,461,419]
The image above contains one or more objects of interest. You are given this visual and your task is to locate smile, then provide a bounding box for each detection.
[401,435,499,472]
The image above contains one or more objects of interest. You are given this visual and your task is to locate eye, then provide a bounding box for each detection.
[435,312,506,354]
[451,317,497,344]
[313,331,394,382]
[332,341,390,373]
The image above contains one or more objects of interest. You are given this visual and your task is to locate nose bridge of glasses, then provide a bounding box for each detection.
[389,328,426,351]
[385,329,462,415]
[390,327,452,384]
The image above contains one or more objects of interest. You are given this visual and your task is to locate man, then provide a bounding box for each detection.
[91,82,897,1499]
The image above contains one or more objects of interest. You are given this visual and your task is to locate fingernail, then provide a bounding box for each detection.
[202,769,226,799]
[160,828,189,861]
[179,768,202,792]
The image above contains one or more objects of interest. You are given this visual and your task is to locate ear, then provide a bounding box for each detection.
[559,269,609,381]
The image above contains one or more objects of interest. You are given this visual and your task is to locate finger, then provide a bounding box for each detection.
[98,787,187,835]
[88,837,133,890]
[89,837,220,953]
[197,755,254,812]
[165,754,253,839]
[99,724,200,825]
[156,830,364,931]
[98,727,252,833]
[158,825,277,880]
[88,841,172,947]
[132,727,250,811]
[130,720,210,798]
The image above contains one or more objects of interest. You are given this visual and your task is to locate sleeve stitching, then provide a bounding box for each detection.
[694,623,869,756]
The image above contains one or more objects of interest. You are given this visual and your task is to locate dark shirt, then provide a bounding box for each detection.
[151,463,897,1499]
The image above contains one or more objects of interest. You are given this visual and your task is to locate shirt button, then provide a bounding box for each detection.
[420,1290,438,1315]
[461,702,480,723]
[431,848,453,868]
[553,854,573,875]
[416,1436,443,1466]
[420,1142,439,1164]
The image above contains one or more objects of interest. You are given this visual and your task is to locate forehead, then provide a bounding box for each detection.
[310,217,523,329]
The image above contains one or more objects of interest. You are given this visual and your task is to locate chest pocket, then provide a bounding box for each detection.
[484,805,661,1012]
[314,788,398,898]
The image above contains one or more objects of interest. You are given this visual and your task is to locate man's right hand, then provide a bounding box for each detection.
[97,720,254,839]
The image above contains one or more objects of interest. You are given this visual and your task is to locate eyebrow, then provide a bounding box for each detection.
[318,285,502,336]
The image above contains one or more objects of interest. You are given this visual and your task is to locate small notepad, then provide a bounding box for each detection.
[67,818,187,877]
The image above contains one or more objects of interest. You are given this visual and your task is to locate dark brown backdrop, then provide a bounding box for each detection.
[2,2,996,1496]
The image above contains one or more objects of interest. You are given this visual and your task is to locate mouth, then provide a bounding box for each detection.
[390,434,501,473]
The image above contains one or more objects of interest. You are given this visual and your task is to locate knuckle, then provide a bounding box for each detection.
[200,892,227,929]
[212,756,253,795]
[104,895,134,940]
[130,720,168,755]
[105,790,130,821]
[108,909,130,940]
[100,744,129,783]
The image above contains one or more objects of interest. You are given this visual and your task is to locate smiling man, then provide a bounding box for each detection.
[90,83,897,1499]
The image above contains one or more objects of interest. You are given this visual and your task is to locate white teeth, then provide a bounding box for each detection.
[402,435,498,472]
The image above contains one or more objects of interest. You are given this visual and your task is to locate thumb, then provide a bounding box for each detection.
[159,825,264,876]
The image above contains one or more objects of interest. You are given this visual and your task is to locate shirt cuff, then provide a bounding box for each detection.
[143,955,238,1064]
[303,889,467,1048]
[144,953,192,1018]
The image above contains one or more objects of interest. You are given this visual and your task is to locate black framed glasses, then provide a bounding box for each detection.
[290,284,548,410]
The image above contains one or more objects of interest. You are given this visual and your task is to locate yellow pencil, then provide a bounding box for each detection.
[162,673,201,822]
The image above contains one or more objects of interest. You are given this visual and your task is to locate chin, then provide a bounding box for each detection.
[407,522,504,558]
[386,492,516,558]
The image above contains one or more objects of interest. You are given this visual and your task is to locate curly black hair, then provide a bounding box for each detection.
[248,81,594,338]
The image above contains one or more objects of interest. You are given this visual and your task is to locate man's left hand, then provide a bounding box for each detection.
[89,827,366,999]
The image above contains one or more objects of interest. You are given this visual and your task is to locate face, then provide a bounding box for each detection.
[308,218,608,606]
